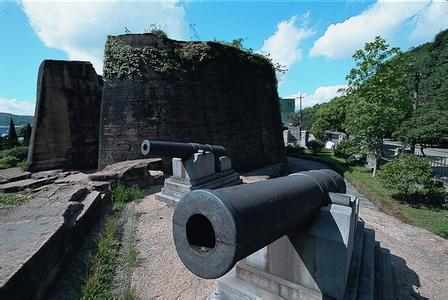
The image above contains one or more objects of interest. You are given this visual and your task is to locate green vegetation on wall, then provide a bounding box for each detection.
[103,34,275,82]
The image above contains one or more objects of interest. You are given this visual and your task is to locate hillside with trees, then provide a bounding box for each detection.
[0,113,33,127]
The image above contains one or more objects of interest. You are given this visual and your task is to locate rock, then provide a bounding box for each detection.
[0,176,57,193]
[98,34,285,171]
[27,60,103,172]
[0,167,31,183]
[89,158,163,187]
[149,170,165,185]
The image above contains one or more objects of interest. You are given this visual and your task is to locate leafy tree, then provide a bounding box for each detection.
[7,119,19,148]
[0,135,3,150]
[395,107,448,156]
[310,96,349,140]
[344,37,413,176]
[334,140,360,163]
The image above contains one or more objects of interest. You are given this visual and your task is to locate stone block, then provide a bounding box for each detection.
[172,152,215,181]
[217,156,232,172]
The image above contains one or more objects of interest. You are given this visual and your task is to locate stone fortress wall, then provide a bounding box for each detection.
[98,33,285,171]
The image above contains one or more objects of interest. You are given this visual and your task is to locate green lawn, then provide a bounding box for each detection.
[290,150,448,239]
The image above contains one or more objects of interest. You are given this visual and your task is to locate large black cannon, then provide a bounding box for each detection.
[172,169,345,279]
[141,140,227,159]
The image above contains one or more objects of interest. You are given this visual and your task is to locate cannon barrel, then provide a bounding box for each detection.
[173,169,346,279]
[141,140,227,159]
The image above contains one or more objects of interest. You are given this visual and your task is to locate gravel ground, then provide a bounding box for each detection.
[130,158,448,299]
[131,186,217,300]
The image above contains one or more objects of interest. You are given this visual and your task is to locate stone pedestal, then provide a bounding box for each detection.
[214,194,360,299]
[212,191,396,300]
[155,151,242,205]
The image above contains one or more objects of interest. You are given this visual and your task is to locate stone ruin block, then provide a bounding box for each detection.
[27,60,103,171]
[98,33,286,171]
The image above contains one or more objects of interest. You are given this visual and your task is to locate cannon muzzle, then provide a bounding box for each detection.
[141,140,227,159]
[172,169,345,279]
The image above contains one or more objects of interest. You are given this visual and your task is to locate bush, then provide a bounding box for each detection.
[377,155,444,204]
[334,140,360,163]
[0,147,29,161]
[0,156,19,169]
[306,139,324,154]
[285,145,305,155]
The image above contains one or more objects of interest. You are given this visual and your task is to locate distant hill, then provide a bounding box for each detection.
[0,113,34,127]
[405,29,448,108]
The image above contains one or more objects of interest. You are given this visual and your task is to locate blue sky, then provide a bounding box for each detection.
[1,0,447,115]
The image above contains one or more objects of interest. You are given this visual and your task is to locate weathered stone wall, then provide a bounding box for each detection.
[27,60,103,171]
[99,34,285,171]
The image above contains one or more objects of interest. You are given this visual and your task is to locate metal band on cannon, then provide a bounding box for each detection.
[172,169,345,279]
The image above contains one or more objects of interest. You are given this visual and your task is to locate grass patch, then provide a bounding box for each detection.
[290,150,448,239]
[0,193,29,207]
[81,183,144,299]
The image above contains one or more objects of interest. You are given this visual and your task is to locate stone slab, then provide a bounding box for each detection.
[0,188,106,299]
[0,167,31,183]
[0,176,57,193]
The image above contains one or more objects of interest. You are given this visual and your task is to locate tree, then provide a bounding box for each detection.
[345,98,399,176]
[7,119,19,148]
[288,104,322,130]
[310,96,349,140]
[23,124,32,147]
[395,107,448,156]
[343,37,414,176]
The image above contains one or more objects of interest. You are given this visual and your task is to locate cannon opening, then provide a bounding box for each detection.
[186,214,216,255]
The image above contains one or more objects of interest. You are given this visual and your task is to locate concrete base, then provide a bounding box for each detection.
[156,152,242,205]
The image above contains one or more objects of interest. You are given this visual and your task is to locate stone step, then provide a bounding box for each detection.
[378,248,395,300]
[356,228,376,300]
[344,221,365,300]
[160,187,184,199]
[164,172,242,193]
[194,173,242,190]
[155,192,179,206]
[374,241,381,300]
[163,180,192,193]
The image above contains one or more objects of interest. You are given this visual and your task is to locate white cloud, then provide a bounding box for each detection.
[286,84,346,108]
[309,1,432,59]
[0,97,35,115]
[410,1,448,42]
[259,15,314,68]
[19,0,188,73]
